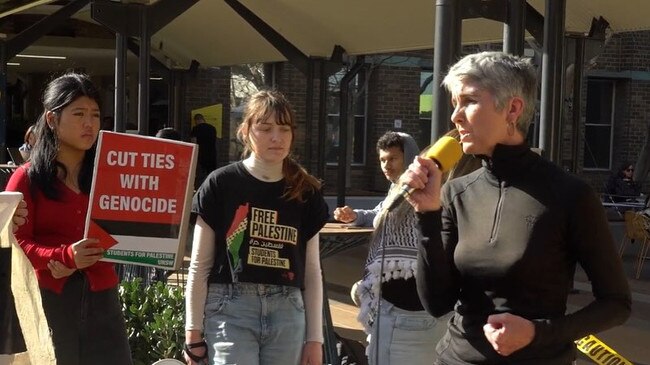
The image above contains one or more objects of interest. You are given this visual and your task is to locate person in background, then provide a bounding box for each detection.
[5,73,132,365]
[190,113,218,186]
[18,124,37,161]
[606,162,641,202]
[156,127,182,141]
[184,90,328,365]
[334,131,443,365]
[401,51,630,364]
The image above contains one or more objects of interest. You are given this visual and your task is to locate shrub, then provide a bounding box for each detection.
[119,279,185,365]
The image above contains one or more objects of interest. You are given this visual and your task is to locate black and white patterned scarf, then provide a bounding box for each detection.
[356,186,420,332]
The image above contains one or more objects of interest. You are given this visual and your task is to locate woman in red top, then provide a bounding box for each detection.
[6,73,132,365]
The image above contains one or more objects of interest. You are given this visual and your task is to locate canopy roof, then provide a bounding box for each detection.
[151,0,650,68]
[4,0,650,72]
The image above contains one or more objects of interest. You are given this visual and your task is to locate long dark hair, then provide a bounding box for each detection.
[28,73,101,200]
[616,161,634,179]
[237,90,321,202]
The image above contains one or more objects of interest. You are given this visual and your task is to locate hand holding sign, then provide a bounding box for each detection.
[70,238,104,269]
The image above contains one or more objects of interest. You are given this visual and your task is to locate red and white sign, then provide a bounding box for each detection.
[85,131,197,269]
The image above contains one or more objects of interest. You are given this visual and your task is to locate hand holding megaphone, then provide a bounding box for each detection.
[387,136,462,212]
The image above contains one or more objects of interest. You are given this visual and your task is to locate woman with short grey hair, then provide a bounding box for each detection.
[402,51,630,364]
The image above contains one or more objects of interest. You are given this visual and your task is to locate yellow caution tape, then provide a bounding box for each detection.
[575,334,633,365]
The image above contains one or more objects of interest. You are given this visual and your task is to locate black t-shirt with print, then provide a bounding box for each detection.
[192,161,329,289]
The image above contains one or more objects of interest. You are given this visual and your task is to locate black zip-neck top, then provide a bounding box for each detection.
[416,144,631,365]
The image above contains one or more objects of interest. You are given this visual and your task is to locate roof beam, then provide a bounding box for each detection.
[148,0,198,34]
[92,0,197,136]
[462,0,507,21]
[6,0,89,58]
[461,0,544,44]
[0,0,89,162]
[91,0,198,37]
[224,0,309,76]
[0,0,55,19]
[127,37,169,76]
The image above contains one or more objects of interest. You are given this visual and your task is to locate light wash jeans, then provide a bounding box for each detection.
[203,283,306,365]
[366,298,449,365]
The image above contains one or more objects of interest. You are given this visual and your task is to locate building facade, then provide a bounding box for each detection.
[251,30,650,196]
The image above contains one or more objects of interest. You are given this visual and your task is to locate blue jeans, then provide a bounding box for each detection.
[367,298,448,365]
[204,283,306,365]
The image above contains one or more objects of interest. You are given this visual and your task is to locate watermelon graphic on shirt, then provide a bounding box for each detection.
[225,203,249,280]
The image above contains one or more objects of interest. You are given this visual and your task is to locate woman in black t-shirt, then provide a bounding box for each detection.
[184,90,328,365]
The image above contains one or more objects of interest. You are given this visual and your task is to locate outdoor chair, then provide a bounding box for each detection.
[619,210,650,279]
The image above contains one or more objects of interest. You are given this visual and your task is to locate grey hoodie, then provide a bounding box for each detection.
[353,132,420,227]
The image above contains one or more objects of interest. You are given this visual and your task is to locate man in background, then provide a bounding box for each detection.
[190,113,218,185]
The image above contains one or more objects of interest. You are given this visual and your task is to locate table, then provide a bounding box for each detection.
[319,223,373,365]
[320,223,374,258]
[602,201,645,210]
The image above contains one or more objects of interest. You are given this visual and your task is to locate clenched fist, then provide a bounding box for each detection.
[483,313,535,356]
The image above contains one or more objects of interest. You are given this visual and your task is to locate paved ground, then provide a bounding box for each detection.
[323,219,650,365]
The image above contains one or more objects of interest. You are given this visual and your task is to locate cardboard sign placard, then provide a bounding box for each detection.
[85,131,197,270]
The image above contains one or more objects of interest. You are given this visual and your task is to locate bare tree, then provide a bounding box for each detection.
[230,63,265,107]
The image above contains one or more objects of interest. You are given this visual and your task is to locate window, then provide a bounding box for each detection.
[583,79,615,170]
[325,69,367,165]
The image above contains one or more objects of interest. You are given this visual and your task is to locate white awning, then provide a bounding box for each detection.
[6,0,650,72]
[150,0,650,68]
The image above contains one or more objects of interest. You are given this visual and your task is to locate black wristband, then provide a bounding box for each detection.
[184,340,208,362]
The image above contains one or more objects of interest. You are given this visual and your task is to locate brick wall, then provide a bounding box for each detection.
[261,31,650,195]
[619,31,650,72]
[580,31,650,193]
[367,65,423,190]
[273,62,380,194]
[274,63,308,164]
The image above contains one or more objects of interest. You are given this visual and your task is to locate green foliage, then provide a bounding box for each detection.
[119,279,185,365]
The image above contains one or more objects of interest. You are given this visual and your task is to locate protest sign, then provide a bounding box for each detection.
[85,131,197,270]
